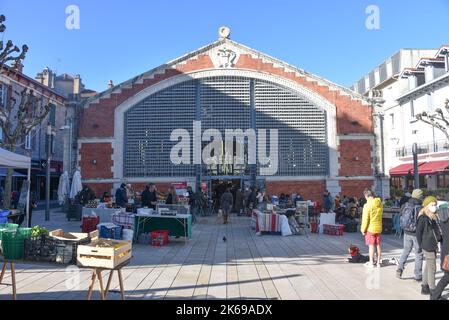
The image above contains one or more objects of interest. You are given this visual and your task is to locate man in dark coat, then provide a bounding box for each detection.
[220,188,233,224]
[115,183,128,208]
[141,183,158,209]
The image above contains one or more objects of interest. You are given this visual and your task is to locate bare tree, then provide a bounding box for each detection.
[0,14,53,208]
[415,99,449,141]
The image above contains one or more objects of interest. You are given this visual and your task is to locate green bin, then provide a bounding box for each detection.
[5,223,19,230]
[1,230,24,260]
[17,228,32,239]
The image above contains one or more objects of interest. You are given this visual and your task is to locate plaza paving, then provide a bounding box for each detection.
[0,209,447,300]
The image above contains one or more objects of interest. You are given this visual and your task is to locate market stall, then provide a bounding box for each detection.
[0,147,31,227]
[134,205,192,243]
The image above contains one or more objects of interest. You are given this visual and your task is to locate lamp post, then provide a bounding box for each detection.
[412,142,419,189]
[45,123,52,221]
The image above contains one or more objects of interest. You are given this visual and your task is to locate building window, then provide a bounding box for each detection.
[390,177,402,189]
[390,113,395,129]
[410,100,415,118]
[49,104,56,127]
[437,174,449,188]
[25,131,32,150]
[0,83,6,108]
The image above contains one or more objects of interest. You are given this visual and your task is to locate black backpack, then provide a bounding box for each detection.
[400,201,421,233]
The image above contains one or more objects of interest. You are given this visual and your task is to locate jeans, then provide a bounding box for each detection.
[423,250,437,290]
[398,233,423,279]
[431,271,449,300]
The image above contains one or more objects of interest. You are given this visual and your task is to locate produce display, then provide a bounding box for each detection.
[31,226,49,237]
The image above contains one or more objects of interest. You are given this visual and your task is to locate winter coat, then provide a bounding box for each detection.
[141,188,157,209]
[361,197,383,234]
[115,187,128,207]
[220,192,234,210]
[235,191,244,213]
[439,208,449,269]
[416,213,442,253]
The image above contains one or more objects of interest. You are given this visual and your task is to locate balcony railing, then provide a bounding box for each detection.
[395,139,449,158]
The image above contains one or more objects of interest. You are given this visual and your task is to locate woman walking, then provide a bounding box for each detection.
[431,204,449,300]
[416,196,442,295]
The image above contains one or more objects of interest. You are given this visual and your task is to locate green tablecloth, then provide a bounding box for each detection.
[133,214,192,241]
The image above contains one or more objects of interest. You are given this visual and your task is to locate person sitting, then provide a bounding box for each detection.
[79,186,95,206]
[102,192,111,203]
[347,245,369,263]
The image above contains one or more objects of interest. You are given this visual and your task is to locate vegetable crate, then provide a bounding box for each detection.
[49,229,99,264]
[97,223,122,240]
[82,216,100,233]
[111,212,135,230]
[150,230,169,247]
[77,239,132,269]
[24,235,58,263]
[323,224,344,236]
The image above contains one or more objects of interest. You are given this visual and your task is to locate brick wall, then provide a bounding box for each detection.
[339,180,374,199]
[84,183,113,199]
[338,140,373,176]
[79,143,113,179]
[265,180,326,203]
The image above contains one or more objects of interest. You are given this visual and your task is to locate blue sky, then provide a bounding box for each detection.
[1,0,448,93]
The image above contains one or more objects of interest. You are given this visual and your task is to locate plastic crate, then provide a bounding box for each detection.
[17,228,32,239]
[150,230,169,246]
[97,223,122,240]
[323,224,344,236]
[24,234,58,263]
[81,216,100,233]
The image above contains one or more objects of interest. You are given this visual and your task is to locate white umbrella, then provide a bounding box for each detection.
[70,169,82,199]
[57,171,70,205]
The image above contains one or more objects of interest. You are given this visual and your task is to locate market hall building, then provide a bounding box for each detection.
[78,28,375,202]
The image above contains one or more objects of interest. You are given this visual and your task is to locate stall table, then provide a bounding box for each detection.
[134,210,192,243]
[82,207,122,223]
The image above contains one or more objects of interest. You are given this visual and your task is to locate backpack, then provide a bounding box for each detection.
[400,201,421,233]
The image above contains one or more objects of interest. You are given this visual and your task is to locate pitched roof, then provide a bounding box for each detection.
[85,38,369,106]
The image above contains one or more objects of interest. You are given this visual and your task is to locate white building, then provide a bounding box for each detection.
[352,45,449,192]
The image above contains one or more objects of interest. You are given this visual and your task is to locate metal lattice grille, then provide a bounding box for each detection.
[255,80,328,176]
[123,76,328,178]
[124,81,196,177]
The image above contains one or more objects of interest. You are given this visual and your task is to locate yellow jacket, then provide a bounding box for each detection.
[360,197,383,234]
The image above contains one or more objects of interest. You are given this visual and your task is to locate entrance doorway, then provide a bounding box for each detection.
[210,178,242,213]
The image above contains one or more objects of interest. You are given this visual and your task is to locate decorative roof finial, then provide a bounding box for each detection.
[218,26,231,40]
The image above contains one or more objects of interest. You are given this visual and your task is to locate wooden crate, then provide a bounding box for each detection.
[77,239,132,269]
[49,229,98,242]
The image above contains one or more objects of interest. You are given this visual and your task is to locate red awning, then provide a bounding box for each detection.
[389,162,426,176]
[417,160,449,175]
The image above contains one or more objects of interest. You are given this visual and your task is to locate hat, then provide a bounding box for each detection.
[411,189,423,200]
[422,196,437,208]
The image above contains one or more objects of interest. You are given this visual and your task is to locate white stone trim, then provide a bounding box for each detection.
[78,138,115,143]
[114,69,339,181]
[338,135,375,141]
[263,176,327,181]
[335,176,375,180]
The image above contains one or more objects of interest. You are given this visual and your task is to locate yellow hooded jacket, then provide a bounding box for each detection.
[360,197,383,234]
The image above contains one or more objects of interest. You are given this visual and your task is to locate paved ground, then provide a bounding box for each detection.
[0,208,447,300]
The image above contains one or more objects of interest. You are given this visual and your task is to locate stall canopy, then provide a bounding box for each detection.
[0,168,27,177]
[0,147,31,169]
[417,160,449,175]
[389,162,426,176]
[0,147,31,227]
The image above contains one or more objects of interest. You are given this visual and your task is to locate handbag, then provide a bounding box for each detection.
[442,255,449,272]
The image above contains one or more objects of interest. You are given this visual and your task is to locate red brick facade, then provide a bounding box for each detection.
[339,180,374,199]
[79,143,113,179]
[338,140,373,177]
[265,181,326,203]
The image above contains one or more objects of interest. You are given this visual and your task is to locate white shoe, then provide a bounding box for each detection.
[376,260,382,268]
[364,262,375,268]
